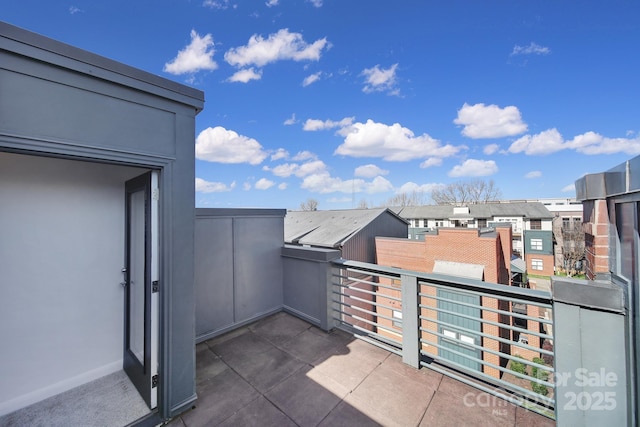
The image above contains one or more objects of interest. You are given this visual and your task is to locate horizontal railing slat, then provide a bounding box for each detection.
[330,258,556,417]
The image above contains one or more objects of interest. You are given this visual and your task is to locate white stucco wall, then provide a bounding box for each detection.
[0,152,146,415]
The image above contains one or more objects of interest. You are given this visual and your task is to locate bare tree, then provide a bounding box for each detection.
[431,179,501,205]
[300,198,319,211]
[357,199,370,209]
[555,222,586,276]
[381,190,426,207]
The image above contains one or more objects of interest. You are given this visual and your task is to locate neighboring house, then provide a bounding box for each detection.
[375,226,544,379]
[0,23,203,423]
[285,208,408,333]
[522,229,555,276]
[284,208,408,262]
[393,202,555,272]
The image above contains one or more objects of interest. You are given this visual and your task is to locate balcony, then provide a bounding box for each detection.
[0,208,629,426]
[171,312,554,426]
[191,210,630,427]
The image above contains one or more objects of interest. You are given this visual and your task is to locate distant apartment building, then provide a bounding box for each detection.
[375,226,543,379]
[393,202,556,275]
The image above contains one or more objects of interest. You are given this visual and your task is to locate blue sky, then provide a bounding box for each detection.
[4,1,639,209]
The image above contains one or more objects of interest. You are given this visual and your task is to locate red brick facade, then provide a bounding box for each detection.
[524,252,555,277]
[583,199,610,280]
[375,227,542,379]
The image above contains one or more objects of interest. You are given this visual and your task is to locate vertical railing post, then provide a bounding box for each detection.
[323,262,340,331]
[401,273,420,368]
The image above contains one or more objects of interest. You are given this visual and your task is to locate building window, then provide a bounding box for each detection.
[477,218,487,228]
[531,238,543,251]
[435,219,444,227]
[562,217,571,229]
[531,259,543,270]
[392,310,403,328]
[530,219,542,230]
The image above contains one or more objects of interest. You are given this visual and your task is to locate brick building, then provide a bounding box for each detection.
[393,202,556,274]
[375,226,543,378]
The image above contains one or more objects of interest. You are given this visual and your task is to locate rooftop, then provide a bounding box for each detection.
[393,202,554,220]
[284,208,406,248]
[169,312,555,427]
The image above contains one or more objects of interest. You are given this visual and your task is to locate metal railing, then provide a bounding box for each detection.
[331,259,555,417]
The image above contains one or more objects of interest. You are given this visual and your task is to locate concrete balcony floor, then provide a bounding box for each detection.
[168,312,555,427]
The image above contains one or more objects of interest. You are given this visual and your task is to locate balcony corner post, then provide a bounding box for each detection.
[401,274,420,368]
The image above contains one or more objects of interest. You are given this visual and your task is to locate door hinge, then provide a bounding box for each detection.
[152,374,159,388]
[152,281,159,293]
[152,188,160,201]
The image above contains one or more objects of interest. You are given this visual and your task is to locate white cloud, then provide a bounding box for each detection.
[266,0,279,7]
[278,182,288,190]
[508,128,565,155]
[335,119,463,161]
[562,184,576,193]
[265,163,296,177]
[420,158,443,169]
[271,148,289,160]
[266,160,327,178]
[396,182,445,195]
[525,171,542,179]
[255,178,275,189]
[354,164,389,178]
[292,151,317,161]
[283,114,297,125]
[303,117,354,131]
[224,29,329,68]
[483,143,500,155]
[567,132,640,155]
[361,63,399,94]
[301,172,393,194]
[454,103,527,139]
[303,72,322,86]
[196,126,268,164]
[448,159,498,177]
[511,42,551,56]
[510,129,640,156]
[164,30,218,75]
[203,0,232,9]
[69,6,82,14]
[195,178,236,193]
[308,0,323,6]
[227,68,262,83]
[243,182,252,191]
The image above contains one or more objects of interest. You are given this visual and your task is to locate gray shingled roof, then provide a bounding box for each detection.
[285,208,406,248]
[393,202,553,219]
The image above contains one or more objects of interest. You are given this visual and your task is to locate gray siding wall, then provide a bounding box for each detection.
[195,209,286,342]
[553,278,629,426]
[0,23,203,419]
[282,245,341,329]
[524,230,554,256]
[343,213,408,263]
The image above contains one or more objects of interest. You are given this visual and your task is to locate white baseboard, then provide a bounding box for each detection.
[0,360,122,417]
